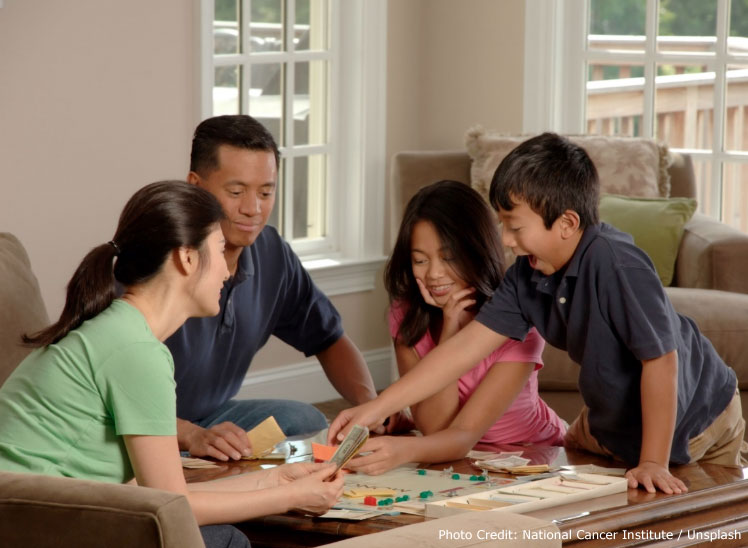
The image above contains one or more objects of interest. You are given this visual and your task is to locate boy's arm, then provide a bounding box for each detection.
[327,320,507,443]
[625,350,688,494]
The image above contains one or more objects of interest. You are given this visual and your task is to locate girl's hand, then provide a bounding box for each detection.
[625,462,687,494]
[287,465,345,515]
[345,436,410,476]
[416,279,476,341]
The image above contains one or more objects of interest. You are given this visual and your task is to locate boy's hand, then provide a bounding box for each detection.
[327,400,386,445]
[625,462,687,494]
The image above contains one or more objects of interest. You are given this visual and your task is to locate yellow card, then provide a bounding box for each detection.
[343,487,397,498]
[245,416,286,458]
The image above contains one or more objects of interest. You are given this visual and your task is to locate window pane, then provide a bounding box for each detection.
[722,163,748,232]
[728,0,748,56]
[293,155,327,240]
[588,0,646,54]
[250,0,284,52]
[214,65,241,115]
[724,64,748,152]
[249,63,283,145]
[692,158,720,219]
[658,0,717,54]
[214,0,240,54]
[586,63,645,136]
[655,63,713,149]
[294,60,328,145]
[295,0,328,51]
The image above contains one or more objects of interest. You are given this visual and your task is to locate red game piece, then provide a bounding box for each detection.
[363,496,377,506]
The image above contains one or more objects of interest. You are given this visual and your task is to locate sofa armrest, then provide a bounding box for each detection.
[674,213,748,294]
[0,472,204,548]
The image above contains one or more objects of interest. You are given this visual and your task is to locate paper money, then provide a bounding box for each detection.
[329,424,369,472]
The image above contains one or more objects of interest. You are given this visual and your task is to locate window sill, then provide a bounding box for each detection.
[303,256,387,297]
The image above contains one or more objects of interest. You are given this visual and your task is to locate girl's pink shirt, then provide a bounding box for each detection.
[389,302,566,446]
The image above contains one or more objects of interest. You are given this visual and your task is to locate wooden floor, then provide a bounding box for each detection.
[312,398,349,422]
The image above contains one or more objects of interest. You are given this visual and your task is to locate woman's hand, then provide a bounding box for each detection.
[345,436,411,476]
[286,464,345,515]
[270,461,333,487]
[415,279,475,341]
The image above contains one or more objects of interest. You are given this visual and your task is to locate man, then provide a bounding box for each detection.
[167,115,399,461]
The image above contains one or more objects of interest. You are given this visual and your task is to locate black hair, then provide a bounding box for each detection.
[384,180,505,347]
[23,181,226,347]
[190,115,280,175]
[489,132,600,229]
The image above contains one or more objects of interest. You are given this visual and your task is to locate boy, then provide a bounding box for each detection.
[329,133,744,494]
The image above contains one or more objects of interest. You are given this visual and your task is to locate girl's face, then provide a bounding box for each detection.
[191,225,230,316]
[410,220,468,307]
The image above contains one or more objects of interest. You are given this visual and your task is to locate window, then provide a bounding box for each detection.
[197,0,388,294]
[524,0,748,233]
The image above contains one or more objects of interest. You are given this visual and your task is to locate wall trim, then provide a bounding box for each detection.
[304,256,386,296]
[236,346,393,404]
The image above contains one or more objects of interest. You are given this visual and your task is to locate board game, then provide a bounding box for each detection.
[425,472,628,518]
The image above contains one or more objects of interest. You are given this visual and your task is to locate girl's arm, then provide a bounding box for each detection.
[124,435,343,525]
[394,341,459,434]
[347,360,534,475]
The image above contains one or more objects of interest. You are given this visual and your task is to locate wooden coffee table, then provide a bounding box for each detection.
[184,440,748,547]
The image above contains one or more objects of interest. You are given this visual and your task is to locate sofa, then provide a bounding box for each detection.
[0,233,205,548]
[390,134,748,431]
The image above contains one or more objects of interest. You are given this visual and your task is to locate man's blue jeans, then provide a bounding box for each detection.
[194,398,328,437]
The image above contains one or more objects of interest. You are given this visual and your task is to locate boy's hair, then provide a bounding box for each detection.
[190,115,280,176]
[384,180,505,347]
[489,132,600,229]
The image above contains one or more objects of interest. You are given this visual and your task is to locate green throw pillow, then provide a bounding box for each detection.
[599,194,697,286]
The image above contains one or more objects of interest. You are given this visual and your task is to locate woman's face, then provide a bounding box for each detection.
[410,220,468,307]
[191,225,229,316]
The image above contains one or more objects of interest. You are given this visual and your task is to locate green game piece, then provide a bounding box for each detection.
[417,469,426,475]
[451,473,461,480]
[395,495,410,502]
[377,499,387,506]
[419,490,433,499]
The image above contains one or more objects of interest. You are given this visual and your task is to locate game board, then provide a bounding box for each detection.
[335,463,517,516]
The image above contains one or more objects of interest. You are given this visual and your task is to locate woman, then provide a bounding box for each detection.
[0,181,343,547]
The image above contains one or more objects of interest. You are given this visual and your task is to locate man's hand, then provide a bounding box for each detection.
[345,436,410,476]
[178,419,252,461]
[625,461,687,494]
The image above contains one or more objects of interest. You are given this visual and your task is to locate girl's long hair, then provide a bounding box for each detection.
[23,181,225,347]
[384,180,505,347]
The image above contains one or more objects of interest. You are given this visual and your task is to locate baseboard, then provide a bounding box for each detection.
[235,347,393,404]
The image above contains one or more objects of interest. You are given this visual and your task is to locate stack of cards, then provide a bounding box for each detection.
[181,457,220,469]
[242,416,287,460]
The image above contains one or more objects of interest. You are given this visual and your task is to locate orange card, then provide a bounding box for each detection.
[312,442,337,462]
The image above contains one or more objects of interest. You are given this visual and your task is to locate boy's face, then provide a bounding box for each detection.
[498,199,571,276]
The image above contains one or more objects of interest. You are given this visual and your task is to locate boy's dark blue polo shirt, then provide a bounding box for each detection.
[165,226,343,422]
[476,223,736,465]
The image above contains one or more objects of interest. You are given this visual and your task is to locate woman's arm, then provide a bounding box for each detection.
[347,360,534,475]
[394,341,459,434]
[124,435,343,525]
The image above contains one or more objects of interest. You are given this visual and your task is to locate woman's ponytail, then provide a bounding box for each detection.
[23,242,119,347]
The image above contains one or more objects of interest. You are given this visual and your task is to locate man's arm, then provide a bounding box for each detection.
[315,334,378,405]
[625,350,688,494]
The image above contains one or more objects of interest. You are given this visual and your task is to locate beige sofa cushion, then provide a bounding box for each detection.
[0,233,49,387]
[465,128,671,202]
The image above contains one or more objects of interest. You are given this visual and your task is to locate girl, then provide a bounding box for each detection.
[346,180,565,476]
[0,181,343,548]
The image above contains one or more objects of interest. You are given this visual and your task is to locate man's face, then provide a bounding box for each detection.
[498,199,567,276]
[190,145,277,249]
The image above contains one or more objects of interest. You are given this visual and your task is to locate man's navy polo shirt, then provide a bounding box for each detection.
[476,223,736,465]
[166,226,343,422]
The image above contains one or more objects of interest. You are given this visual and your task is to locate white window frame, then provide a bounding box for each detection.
[524,0,747,224]
[194,0,387,296]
